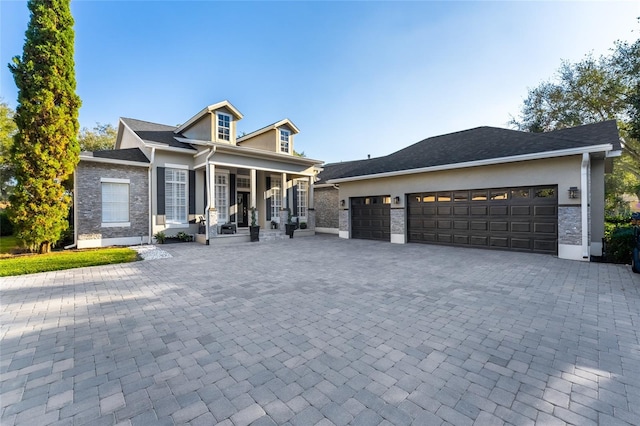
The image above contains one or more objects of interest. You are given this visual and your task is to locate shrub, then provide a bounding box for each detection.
[154,231,166,244]
[0,212,14,236]
[176,231,193,242]
[605,226,635,264]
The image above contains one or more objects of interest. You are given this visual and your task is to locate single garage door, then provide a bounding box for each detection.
[351,196,391,241]
[408,186,557,254]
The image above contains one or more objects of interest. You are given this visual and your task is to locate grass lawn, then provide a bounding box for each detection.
[0,235,18,254]
[0,246,139,277]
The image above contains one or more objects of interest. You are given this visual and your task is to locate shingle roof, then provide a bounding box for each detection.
[121,118,195,150]
[320,120,620,181]
[315,159,372,184]
[88,148,150,163]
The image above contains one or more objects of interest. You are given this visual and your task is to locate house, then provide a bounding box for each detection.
[74,101,323,248]
[315,121,621,261]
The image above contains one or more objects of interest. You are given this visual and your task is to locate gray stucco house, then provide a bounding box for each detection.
[315,121,621,262]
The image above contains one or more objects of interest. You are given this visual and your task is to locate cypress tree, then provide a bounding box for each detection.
[8,0,81,253]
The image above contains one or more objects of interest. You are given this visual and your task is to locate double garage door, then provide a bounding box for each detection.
[350,186,558,255]
[407,186,558,254]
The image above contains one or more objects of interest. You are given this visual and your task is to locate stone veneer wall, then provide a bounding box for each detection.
[339,209,349,232]
[558,206,581,245]
[390,208,405,235]
[314,187,339,229]
[76,162,149,242]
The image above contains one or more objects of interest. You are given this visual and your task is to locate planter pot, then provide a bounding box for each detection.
[285,224,296,239]
[249,226,260,242]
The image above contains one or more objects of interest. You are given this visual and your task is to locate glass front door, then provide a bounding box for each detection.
[238,192,249,227]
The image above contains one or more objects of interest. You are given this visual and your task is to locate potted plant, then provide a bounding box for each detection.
[284,208,296,238]
[300,222,307,230]
[249,207,260,242]
[270,220,278,229]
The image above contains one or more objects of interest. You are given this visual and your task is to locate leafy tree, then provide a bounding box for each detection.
[79,123,117,151]
[0,99,17,201]
[510,31,640,215]
[8,0,81,253]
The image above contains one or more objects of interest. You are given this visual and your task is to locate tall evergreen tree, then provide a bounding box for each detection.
[8,0,81,253]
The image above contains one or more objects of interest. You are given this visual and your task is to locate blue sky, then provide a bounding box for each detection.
[1,1,639,163]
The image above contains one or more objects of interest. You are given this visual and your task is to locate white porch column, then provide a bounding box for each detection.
[281,172,288,211]
[250,169,257,209]
[208,164,216,209]
[208,163,218,238]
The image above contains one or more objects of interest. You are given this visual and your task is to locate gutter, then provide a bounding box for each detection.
[148,147,156,244]
[204,146,217,244]
[581,153,590,259]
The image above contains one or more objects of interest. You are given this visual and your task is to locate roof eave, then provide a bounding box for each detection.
[80,154,149,167]
[142,141,197,154]
[327,144,614,184]
[213,143,322,166]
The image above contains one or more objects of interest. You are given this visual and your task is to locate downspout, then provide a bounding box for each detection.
[148,147,156,244]
[581,152,590,259]
[204,147,216,244]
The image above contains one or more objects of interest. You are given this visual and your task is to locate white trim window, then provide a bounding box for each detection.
[297,179,308,219]
[165,168,187,224]
[217,112,231,142]
[101,178,130,226]
[271,175,282,221]
[280,129,290,153]
[215,171,229,223]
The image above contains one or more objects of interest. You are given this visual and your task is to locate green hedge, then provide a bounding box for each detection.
[606,226,635,264]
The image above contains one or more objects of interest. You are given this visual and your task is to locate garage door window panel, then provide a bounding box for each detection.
[472,192,488,201]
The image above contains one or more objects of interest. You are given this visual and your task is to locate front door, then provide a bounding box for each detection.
[237,192,249,227]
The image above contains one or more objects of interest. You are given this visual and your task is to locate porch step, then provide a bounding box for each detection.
[196,229,315,245]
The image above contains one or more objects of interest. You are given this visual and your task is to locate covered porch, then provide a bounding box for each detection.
[196,153,318,243]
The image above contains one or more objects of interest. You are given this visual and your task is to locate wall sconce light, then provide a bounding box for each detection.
[568,187,579,199]
[340,199,345,207]
[394,196,400,204]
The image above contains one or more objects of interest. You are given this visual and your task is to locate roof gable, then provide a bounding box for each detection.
[175,100,243,134]
[237,118,300,143]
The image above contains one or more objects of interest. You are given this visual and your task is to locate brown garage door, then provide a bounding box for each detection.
[407,186,557,254]
[351,196,391,241]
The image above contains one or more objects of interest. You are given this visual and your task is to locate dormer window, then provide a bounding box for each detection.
[280,129,290,153]
[217,112,231,141]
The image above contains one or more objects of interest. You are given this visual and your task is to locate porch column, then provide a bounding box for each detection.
[281,173,288,212]
[208,164,218,238]
[250,169,257,209]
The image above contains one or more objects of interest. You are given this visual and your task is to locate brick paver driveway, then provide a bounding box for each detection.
[2,235,640,425]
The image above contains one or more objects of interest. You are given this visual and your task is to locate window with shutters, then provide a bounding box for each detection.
[165,169,187,224]
[215,172,229,223]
